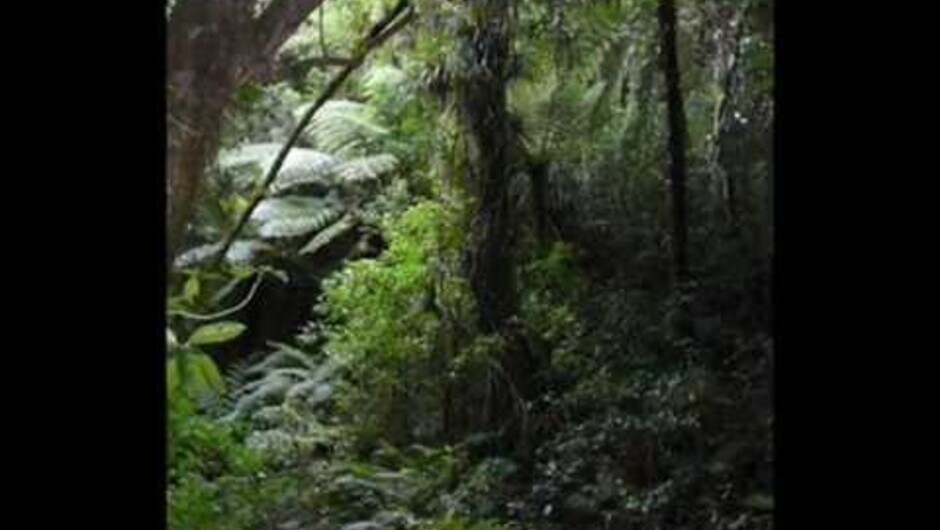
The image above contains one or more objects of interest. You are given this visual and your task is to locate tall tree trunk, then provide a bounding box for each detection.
[657,0,691,284]
[711,4,751,230]
[166,0,329,262]
[166,0,253,261]
[454,1,539,456]
[456,0,516,334]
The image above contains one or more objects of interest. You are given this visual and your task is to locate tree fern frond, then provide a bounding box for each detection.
[270,150,343,193]
[256,206,345,239]
[303,99,389,155]
[513,77,596,159]
[284,379,335,406]
[231,372,287,395]
[220,143,342,192]
[334,153,399,183]
[300,213,359,256]
[219,143,282,170]
[174,239,272,268]
[262,367,316,380]
[257,341,320,370]
[362,65,408,101]
[252,196,341,222]
[225,374,293,421]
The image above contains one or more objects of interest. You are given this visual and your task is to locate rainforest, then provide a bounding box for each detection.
[166,1,774,528]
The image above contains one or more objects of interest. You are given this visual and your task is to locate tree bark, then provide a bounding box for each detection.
[712,4,751,229]
[456,0,516,334]
[454,1,540,464]
[657,0,691,284]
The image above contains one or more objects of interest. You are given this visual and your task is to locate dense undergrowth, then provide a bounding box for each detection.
[169,201,772,530]
[167,0,773,529]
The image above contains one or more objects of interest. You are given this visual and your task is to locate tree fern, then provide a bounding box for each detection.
[256,205,346,239]
[212,144,397,246]
[511,76,599,161]
[220,143,342,192]
[269,149,343,193]
[184,96,402,268]
[301,99,389,156]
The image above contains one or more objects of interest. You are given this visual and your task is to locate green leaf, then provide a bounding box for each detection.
[189,353,226,394]
[167,352,226,398]
[183,275,200,303]
[187,321,247,345]
[167,357,181,398]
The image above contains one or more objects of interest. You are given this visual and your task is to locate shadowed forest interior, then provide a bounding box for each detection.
[166,0,773,528]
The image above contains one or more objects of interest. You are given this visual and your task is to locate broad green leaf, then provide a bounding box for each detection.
[167,353,225,398]
[189,353,226,394]
[187,321,247,345]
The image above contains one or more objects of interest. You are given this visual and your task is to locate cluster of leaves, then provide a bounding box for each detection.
[316,200,471,446]
[289,442,530,530]
[168,395,305,530]
[509,272,773,530]
[178,95,402,270]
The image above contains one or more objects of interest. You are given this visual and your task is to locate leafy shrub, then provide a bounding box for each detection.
[168,395,302,530]
[317,200,469,445]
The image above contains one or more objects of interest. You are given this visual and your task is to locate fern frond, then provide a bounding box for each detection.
[220,143,342,192]
[252,341,320,371]
[262,367,316,380]
[303,99,389,156]
[300,213,359,256]
[334,153,399,183]
[270,149,343,193]
[224,341,338,422]
[225,374,293,421]
[174,239,272,268]
[284,379,335,406]
[256,206,345,239]
[219,143,281,170]
[512,77,595,158]
[252,196,340,222]
[362,65,408,101]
